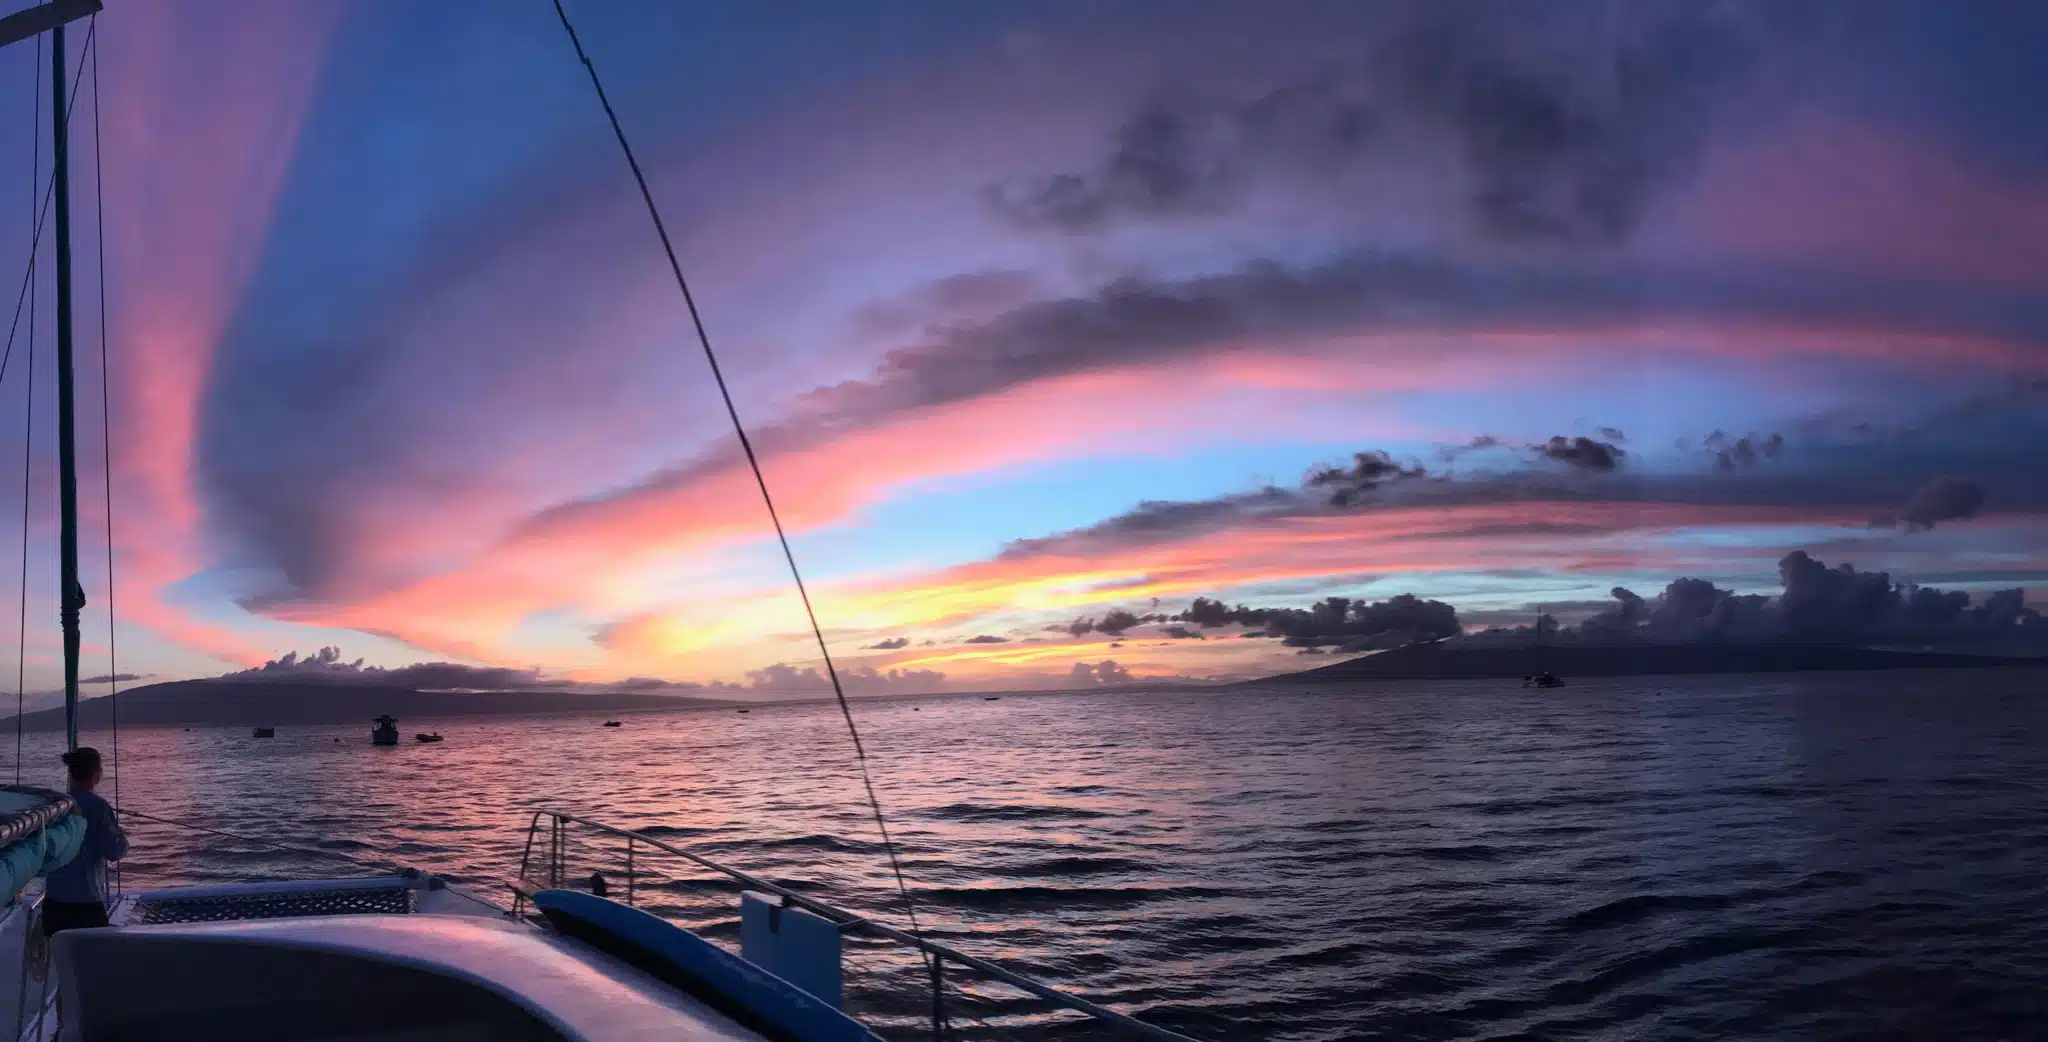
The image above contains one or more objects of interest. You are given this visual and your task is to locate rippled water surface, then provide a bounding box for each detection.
[19,667,2048,1040]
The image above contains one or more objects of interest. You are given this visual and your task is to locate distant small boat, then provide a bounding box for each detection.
[252,727,275,738]
[983,696,1000,701]
[1523,612,1565,689]
[735,709,750,714]
[601,720,622,727]
[414,733,444,744]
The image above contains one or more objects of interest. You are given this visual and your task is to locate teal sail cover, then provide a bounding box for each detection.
[0,787,85,901]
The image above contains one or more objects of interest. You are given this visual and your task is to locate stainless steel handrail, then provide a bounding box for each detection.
[517,807,1204,1042]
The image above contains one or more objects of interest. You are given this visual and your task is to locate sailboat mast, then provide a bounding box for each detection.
[49,20,82,751]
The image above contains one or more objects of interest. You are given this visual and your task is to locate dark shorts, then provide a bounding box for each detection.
[41,900,108,936]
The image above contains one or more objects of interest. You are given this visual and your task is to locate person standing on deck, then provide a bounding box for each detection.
[43,747,126,934]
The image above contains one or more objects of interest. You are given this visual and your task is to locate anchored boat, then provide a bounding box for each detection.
[1522,612,1567,688]
[0,2,1207,1039]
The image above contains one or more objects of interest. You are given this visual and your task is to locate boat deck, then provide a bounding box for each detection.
[120,877,417,925]
[6,874,514,1042]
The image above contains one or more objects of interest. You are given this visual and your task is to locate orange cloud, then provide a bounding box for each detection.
[247,301,2041,673]
[574,498,1873,682]
[821,501,1862,633]
[246,288,2039,672]
[254,359,1438,660]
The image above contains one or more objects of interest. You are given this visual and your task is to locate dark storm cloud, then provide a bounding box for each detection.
[1884,475,1988,532]
[1177,593,1461,650]
[1376,1,1762,244]
[987,72,1374,231]
[1706,430,1786,472]
[1000,487,1301,562]
[1799,376,2048,447]
[1061,609,1168,638]
[794,252,2048,430]
[850,270,1047,340]
[1891,376,2048,443]
[233,647,535,689]
[1094,610,1144,637]
[863,636,910,650]
[1063,593,1467,650]
[1002,435,1626,563]
[1546,550,2042,645]
[502,250,2045,577]
[1305,450,1429,506]
[992,2,1768,243]
[1532,435,1625,473]
[996,413,2043,567]
[1437,434,1503,465]
[228,646,731,694]
[1571,579,1769,642]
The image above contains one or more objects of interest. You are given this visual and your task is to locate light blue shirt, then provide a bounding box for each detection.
[45,788,126,905]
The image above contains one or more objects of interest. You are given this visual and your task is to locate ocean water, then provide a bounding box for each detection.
[14,667,2048,1041]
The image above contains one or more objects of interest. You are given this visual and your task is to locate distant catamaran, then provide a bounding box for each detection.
[0,3,1204,1040]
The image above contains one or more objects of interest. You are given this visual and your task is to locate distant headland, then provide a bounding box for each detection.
[1249,640,2041,685]
[6,678,732,731]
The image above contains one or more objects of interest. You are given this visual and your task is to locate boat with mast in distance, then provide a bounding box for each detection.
[1523,612,1566,688]
[0,3,1208,1040]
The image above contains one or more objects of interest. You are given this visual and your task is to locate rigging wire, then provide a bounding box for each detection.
[87,14,114,824]
[14,33,39,786]
[545,4,944,1032]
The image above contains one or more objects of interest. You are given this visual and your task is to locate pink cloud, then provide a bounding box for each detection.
[574,499,1882,682]
[244,302,2035,668]
[821,501,1873,628]
[1656,114,2048,292]
[254,361,1433,660]
[97,0,338,665]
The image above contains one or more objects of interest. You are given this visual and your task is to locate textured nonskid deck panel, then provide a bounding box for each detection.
[125,877,418,925]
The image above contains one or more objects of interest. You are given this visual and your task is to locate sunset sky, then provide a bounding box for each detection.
[0,0,2042,696]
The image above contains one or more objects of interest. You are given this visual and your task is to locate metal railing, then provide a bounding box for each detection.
[512,808,1203,1042]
